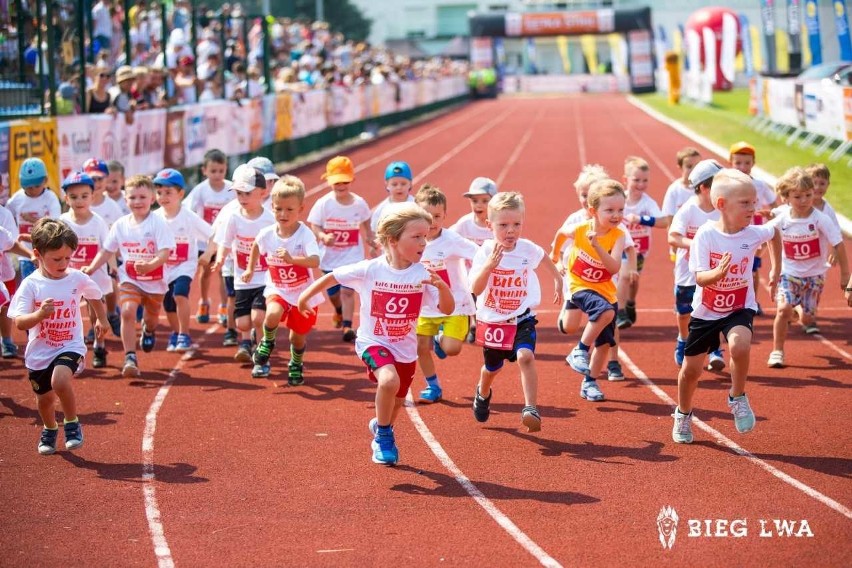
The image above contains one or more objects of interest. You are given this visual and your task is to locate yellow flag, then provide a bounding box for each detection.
[581,35,598,75]
[750,25,763,73]
[776,30,789,73]
[801,24,811,67]
[556,36,571,73]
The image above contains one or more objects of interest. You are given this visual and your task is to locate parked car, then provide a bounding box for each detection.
[795,61,852,86]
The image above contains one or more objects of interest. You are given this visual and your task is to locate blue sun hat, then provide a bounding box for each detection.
[384,161,412,181]
[153,168,186,189]
[19,157,48,187]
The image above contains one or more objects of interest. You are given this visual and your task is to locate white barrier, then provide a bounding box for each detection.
[501,74,630,94]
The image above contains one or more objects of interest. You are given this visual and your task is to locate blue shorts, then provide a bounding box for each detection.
[323,270,351,296]
[571,290,617,347]
[674,285,696,315]
[163,276,192,313]
[223,275,235,298]
[752,256,762,271]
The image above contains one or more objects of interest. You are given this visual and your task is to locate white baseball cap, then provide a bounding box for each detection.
[231,164,266,192]
[463,177,497,197]
[688,159,724,189]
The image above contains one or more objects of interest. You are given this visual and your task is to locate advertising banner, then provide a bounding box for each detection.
[0,124,9,204]
[804,0,822,65]
[834,0,852,60]
[262,94,277,146]
[183,105,207,167]
[8,118,60,196]
[164,109,186,169]
[844,87,852,141]
[201,101,233,154]
[275,92,293,141]
[627,29,654,90]
[760,0,778,73]
[506,10,615,37]
[57,114,93,179]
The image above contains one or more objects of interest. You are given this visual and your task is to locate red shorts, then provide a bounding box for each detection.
[4,278,17,297]
[360,345,417,398]
[266,295,317,335]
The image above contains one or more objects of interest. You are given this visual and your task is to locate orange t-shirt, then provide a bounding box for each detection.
[564,220,625,304]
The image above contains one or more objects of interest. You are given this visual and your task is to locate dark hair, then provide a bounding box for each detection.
[31,218,78,254]
[202,148,227,167]
[414,184,446,209]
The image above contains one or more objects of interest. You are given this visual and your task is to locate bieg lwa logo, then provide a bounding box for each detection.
[657,506,679,549]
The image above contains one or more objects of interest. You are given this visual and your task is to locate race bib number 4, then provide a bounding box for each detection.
[783,238,820,261]
[370,290,421,320]
[475,319,517,350]
[70,243,98,269]
[701,285,747,314]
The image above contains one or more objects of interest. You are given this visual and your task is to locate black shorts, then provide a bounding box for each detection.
[28,352,82,395]
[483,312,538,372]
[684,309,755,357]
[234,286,266,319]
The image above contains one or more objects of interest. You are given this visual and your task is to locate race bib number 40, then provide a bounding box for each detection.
[570,252,611,283]
[475,319,517,350]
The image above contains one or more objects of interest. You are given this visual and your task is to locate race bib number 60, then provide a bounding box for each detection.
[475,319,517,350]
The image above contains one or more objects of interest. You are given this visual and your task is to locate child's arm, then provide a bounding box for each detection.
[667,231,691,250]
[241,241,260,283]
[623,244,639,284]
[845,273,852,307]
[88,297,110,341]
[539,256,565,305]
[589,230,622,276]
[696,253,731,288]
[134,248,171,275]
[9,240,35,260]
[308,222,335,246]
[298,272,339,316]
[277,249,320,268]
[833,241,849,291]
[470,245,503,296]
[766,227,782,301]
[359,219,377,258]
[423,269,455,315]
[83,249,115,275]
[549,226,570,265]
[14,297,54,331]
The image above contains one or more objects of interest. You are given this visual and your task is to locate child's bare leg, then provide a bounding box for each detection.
[516,348,537,407]
[176,295,191,335]
[438,336,463,357]
[417,335,436,379]
[727,326,753,397]
[561,308,583,335]
[251,308,265,341]
[166,310,179,335]
[677,355,705,413]
[340,288,355,323]
[589,343,610,379]
[608,327,620,363]
[477,365,500,399]
[120,300,140,352]
[677,313,690,340]
[51,365,77,421]
[772,302,792,352]
[390,396,405,424]
[374,365,400,425]
[580,310,614,346]
[36,391,59,428]
[198,264,211,307]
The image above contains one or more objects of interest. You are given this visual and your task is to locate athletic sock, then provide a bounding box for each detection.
[425,374,439,387]
[583,374,594,383]
[342,320,353,329]
[377,424,392,435]
[63,417,79,424]
[577,341,590,352]
[290,345,305,365]
[262,325,277,342]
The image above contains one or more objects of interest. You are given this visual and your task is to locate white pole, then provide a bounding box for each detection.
[317,0,324,21]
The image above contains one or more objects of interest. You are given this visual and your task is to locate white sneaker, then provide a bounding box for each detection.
[767,350,785,368]
[706,350,725,372]
[728,394,756,433]
[672,410,694,444]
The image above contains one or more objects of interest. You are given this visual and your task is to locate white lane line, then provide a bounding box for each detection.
[572,98,587,166]
[619,120,677,181]
[617,348,852,520]
[304,104,492,198]
[143,325,219,568]
[812,334,852,361]
[404,397,562,568]
[496,107,545,187]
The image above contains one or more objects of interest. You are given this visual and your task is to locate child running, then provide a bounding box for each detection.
[0,203,28,358]
[370,161,414,237]
[298,203,454,465]
[84,158,125,227]
[83,175,176,377]
[469,192,563,431]
[307,156,373,342]
[59,171,114,368]
[766,167,848,367]
[8,218,109,454]
[672,169,781,444]
[7,158,62,279]
[105,160,131,215]
[414,184,478,403]
[562,180,628,402]
[244,175,321,384]
[154,168,215,353]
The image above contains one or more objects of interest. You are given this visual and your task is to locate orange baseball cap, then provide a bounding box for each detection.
[322,156,355,185]
[729,141,755,157]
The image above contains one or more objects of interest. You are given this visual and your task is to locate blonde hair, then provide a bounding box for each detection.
[487,192,524,219]
[775,167,813,199]
[709,168,754,206]
[573,164,609,191]
[125,174,154,191]
[804,163,830,182]
[676,147,700,167]
[587,179,626,209]
[271,175,306,202]
[414,184,446,209]
[624,156,650,175]
[376,202,432,247]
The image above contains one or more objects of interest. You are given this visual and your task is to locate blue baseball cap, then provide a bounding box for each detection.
[384,161,412,181]
[247,157,279,181]
[153,168,186,189]
[61,171,94,191]
[19,157,47,187]
[82,158,109,178]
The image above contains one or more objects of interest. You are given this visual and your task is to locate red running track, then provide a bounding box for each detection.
[0,95,850,567]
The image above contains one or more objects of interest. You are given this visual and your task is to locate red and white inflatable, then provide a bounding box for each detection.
[685,6,742,91]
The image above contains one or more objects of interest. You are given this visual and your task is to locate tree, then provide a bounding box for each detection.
[292,0,372,43]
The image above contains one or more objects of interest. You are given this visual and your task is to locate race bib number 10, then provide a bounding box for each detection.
[783,238,820,261]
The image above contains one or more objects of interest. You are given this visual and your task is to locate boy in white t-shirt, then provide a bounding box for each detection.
[7,157,62,279]
[59,172,114,369]
[449,176,498,343]
[83,175,176,378]
[370,161,414,238]
[298,203,453,466]
[83,158,124,227]
[185,149,233,325]
[212,165,274,366]
[0,203,32,358]
[766,167,848,367]
[661,147,702,224]
[244,176,321,383]
[307,155,374,342]
[8,218,109,455]
[154,169,215,353]
[616,156,670,329]
[414,185,478,403]
[672,169,781,444]
[106,160,131,215]
[469,192,563,432]
[668,159,723,369]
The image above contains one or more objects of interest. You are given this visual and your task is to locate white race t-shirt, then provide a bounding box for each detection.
[624,192,663,256]
[669,198,720,287]
[450,212,492,246]
[157,206,214,282]
[91,197,124,227]
[370,195,415,232]
[661,179,694,217]
[59,212,112,294]
[420,228,478,317]
[689,224,775,320]
[470,238,545,322]
[334,256,438,363]
[752,178,777,225]
[0,205,19,281]
[6,190,62,250]
[110,192,131,216]
[255,222,323,308]
[104,213,177,294]
[307,192,371,271]
[8,270,103,370]
[767,208,842,278]
[215,208,275,290]
[0,281,8,307]
[186,178,234,225]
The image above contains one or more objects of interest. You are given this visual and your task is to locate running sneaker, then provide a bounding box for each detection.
[802,324,820,335]
[217,304,228,326]
[342,327,356,342]
[368,418,394,437]
[38,427,58,455]
[122,353,140,378]
[580,379,605,402]
[63,421,84,450]
[251,363,271,378]
[371,430,399,465]
[253,338,275,366]
[139,324,156,353]
[728,394,756,433]
[234,340,253,363]
[1,338,18,359]
[607,360,624,381]
[674,339,687,366]
[92,347,108,369]
[672,410,694,444]
[707,349,725,372]
[566,347,591,375]
[175,333,192,352]
[625,302,637,324]
[196,302,210,324]
[419,383,443,403]
[472,387,491,422]
[288,362,304,386]
[521,406,541,432]
[331,312,343,329]
[166,332,178,352]
[222,328,239,347]
[615,310,632,330]
[767,350,785,368]
[433,335,447,359]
